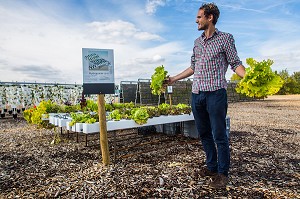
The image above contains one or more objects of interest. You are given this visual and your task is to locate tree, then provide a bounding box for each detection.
[277,70,300,94]
[291,72,300,94]
[292,71,300,84]
[277,69,291,94]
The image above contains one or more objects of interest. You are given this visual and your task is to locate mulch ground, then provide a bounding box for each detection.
[0,95,299,198]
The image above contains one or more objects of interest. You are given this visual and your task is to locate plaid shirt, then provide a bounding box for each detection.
[190,29,242,93]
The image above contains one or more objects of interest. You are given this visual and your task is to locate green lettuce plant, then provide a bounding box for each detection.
[150,65,168,95]
[236,58,284,98]
[131,108,149,125]
[69,112,98,126]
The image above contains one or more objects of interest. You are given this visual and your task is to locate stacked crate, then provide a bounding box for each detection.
[136,79,164,105]
[119,81,138,103]
[165,80,192,105]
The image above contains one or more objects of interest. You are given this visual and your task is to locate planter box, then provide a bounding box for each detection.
[49,114,57,124]
[71,124,76,132]
[58,118,72,127]
[107,114,194,131]
[66,121,71,131]
[75,123,84,133]
[66,122,83,132]
[82,114,195,134]
[49,113,66,124]
[83,122,100,134]
[54,117,60,126]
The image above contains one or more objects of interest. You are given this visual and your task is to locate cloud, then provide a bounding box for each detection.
[135,54,165,64]
[219,3,266,13]
[0,2,176,84]
[0,64,67,83]
[86,20,163,44]
[257,40,300,73]
[11,65,62,80]
[145,0,166,15]
[3,0,297,86]
[114,41,186,82]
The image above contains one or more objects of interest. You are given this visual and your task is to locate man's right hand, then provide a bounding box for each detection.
[164,76,176,85]
[165,67,194,85]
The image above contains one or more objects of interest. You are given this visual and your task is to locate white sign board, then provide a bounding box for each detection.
[167,86,173,93]
[82,48,114,84]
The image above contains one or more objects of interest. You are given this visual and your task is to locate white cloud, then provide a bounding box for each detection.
[145,0,166,15]
[135,54,165,64]
[0,2,185,85]
[114,41,186,82]
[219,3,266,13]
[257,40,300,73]
[2,0,298,86]
[86,20,163,44]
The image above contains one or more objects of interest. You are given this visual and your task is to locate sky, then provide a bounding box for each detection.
[0,0,300,85]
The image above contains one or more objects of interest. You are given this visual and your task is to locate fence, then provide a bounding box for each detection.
[119,79,256,106]
[0,80,256,112]
[0,82,117,112]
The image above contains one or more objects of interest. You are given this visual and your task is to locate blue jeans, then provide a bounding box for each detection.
[191,88,229,176]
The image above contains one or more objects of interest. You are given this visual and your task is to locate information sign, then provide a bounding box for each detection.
[82,48,115,94]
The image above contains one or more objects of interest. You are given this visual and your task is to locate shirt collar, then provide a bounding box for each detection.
[201,28,219,40]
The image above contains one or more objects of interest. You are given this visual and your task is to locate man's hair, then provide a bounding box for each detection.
[199,3,220,25]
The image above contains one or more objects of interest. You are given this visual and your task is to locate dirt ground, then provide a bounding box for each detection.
[0,95,299,198]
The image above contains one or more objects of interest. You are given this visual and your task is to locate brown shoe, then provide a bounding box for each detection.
[209,174,228,189]
[198,167,218,178]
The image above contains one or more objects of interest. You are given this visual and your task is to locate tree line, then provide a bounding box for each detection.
[276,69,300,94]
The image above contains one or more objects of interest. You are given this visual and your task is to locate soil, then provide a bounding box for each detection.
[0,95,299,198]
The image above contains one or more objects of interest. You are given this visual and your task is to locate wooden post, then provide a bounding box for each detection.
[97,94,110,165]
[167,86,173,107]
[169,93,172,107]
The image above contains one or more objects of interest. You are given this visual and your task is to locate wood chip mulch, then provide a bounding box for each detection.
[0,95,299,198]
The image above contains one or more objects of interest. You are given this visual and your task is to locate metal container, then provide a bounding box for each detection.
[183,120,198,138]
[183,116,230,139]
[163,122,181,135]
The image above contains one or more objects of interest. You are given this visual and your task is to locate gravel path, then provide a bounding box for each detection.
[0,95,299,198]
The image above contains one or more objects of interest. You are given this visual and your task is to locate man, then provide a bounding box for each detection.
[167,3,246,188]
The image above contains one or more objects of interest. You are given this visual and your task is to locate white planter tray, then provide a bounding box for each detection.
[49,113,69,124]
[83,113,195,134]
[83,122,100,134]
[66,121,71,131]
[65,122,84,132]
[75,123,84,132]
[54,118,60,126]
[49,114,57,124]
[58,118,72,127]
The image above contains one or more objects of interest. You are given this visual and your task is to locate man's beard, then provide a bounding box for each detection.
[198,23,208,31]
